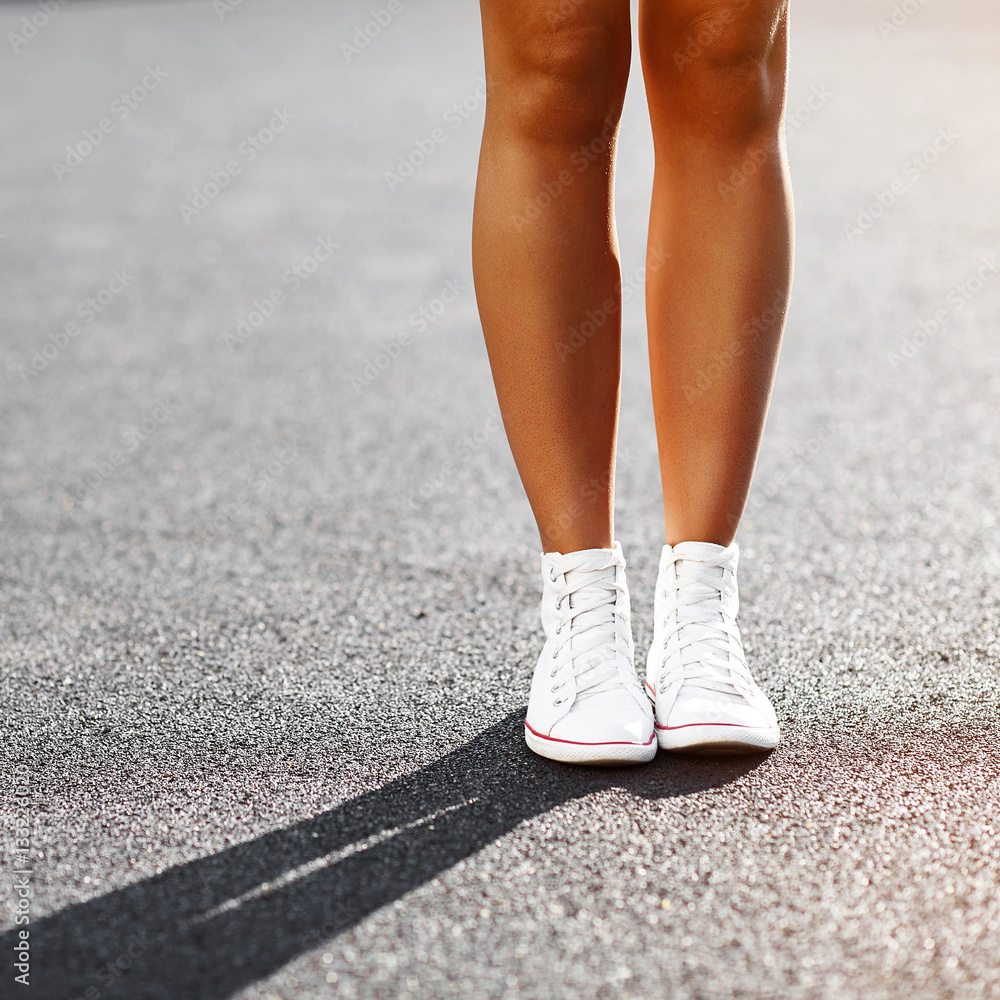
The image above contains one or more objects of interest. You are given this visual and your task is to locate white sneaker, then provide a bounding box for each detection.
[645,541,780,753]
[524,541,656,765]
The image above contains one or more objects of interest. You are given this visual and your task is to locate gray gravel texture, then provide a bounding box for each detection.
[1,0,1000,998]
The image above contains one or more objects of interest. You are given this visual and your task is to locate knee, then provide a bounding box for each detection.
[487,6,631,149]
[641,0,788,144]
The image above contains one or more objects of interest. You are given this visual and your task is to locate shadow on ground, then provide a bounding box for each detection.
[8,712,769,1000]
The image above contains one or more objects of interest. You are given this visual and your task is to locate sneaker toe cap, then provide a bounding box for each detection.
[549,692,653,746]
[664,691,777,732]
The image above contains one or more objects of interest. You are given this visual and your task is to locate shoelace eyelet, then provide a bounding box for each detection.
[549,569,557,583]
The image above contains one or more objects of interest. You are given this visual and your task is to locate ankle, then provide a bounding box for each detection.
[541,535,614,555]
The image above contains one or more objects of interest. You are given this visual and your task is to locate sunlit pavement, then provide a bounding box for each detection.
[1,1,1000,998]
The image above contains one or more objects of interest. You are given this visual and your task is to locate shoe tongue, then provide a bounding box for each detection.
[675,557,740,623]
[669,541,738,615]
[672,540,727,561]
[566,563,615,608]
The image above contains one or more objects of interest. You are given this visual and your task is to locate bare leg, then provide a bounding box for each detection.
[472,0,631,554]
[638,0,794,546]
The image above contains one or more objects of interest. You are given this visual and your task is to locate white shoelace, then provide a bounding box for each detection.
[657,550,754,699]
[548,552,631,704]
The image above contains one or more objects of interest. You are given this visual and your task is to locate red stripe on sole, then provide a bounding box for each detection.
[524,721,655,747]
[654,721,775,731]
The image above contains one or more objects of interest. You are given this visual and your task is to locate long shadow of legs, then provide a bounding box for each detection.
[8,711,769,1000]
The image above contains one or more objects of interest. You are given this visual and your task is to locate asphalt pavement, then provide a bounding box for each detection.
[2,1,1000,998]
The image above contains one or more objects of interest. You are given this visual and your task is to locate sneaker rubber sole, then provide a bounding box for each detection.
[654,721,779,754]
[524,721,657,766]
